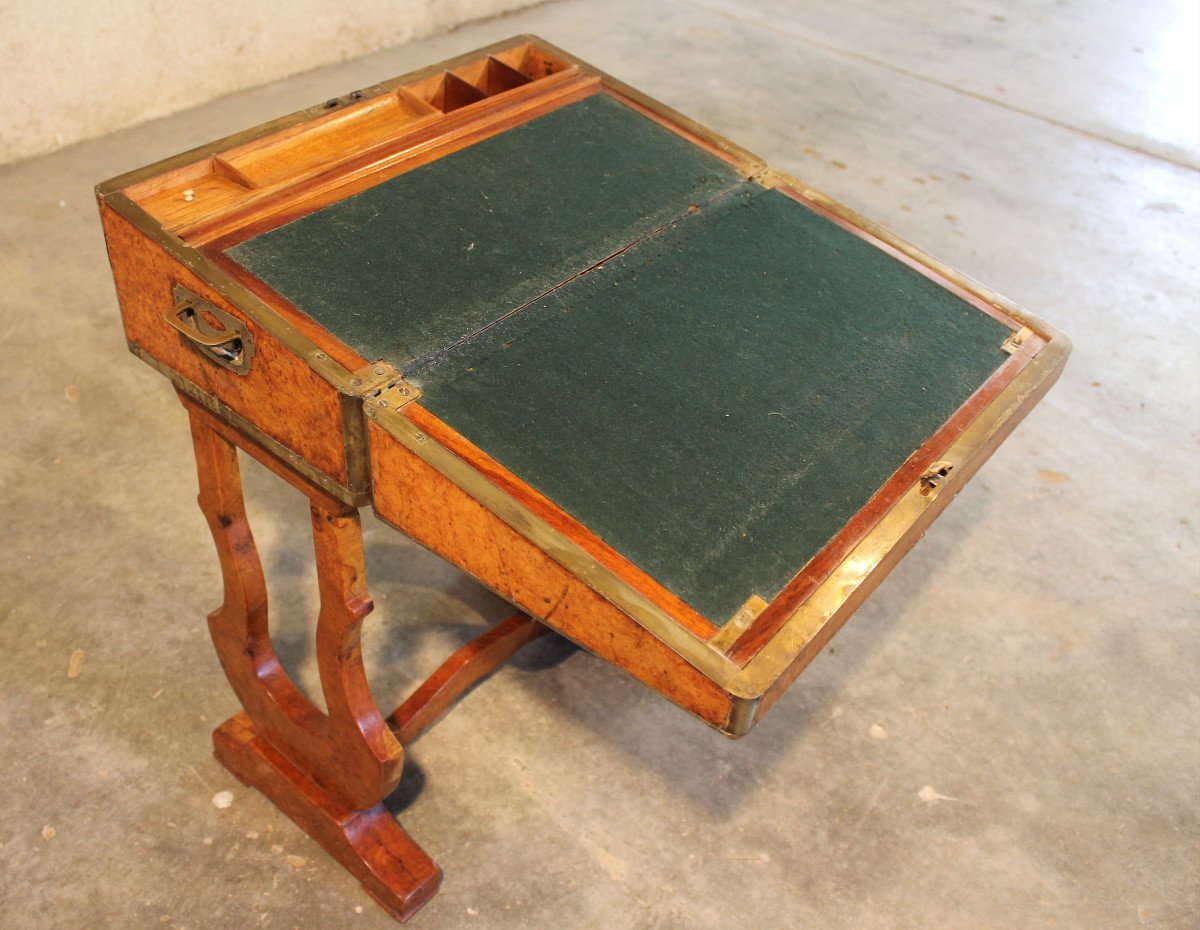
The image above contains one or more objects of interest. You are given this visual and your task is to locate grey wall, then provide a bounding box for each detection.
[0,0,544,165]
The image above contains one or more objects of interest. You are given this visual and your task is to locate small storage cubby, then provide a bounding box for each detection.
[125,42,574,234]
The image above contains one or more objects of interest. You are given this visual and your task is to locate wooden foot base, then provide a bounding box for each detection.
[184,405,551,921]
[214,713,442,923]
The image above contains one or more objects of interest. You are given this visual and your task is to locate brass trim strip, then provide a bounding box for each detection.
[726,336,1070,699]
[708,595,769,653]
[363,402,744,688]
[103,192,377,500]
[724,695,761,738]
[340,391,373,499]
[362,335,1068,703]
[104,35,1071,727]
[105,192,355,388]
[94,34,547,198]
[96,37,601,512]
[130,345,369,507]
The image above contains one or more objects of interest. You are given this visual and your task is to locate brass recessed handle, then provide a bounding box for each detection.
[166,285,254,375]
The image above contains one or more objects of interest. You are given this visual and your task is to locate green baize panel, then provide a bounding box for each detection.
[411,187,1010,624]
[228,96,1011,626]
[227,95,744,370]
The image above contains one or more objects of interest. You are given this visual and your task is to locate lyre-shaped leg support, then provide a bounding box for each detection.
[185,399,439,921]
[181,394,550,922]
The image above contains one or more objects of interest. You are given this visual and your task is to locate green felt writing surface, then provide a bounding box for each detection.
[411,188,1011,624]
[228,95,1011,627]
[227,95,743,370]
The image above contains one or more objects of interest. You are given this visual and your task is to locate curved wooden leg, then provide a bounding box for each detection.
[185,402,439,921]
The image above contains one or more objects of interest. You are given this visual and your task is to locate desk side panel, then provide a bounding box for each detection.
[100,201,350,485]
[367,420,736,732]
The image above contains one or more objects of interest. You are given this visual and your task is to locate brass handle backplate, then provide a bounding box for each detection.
[166,284,255,375]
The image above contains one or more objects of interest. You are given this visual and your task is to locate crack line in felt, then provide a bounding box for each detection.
[402,180,756,377]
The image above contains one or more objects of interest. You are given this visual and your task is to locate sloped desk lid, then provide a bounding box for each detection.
[226,94,1014,629]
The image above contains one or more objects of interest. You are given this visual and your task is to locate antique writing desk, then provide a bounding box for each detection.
[97,37,1069,921]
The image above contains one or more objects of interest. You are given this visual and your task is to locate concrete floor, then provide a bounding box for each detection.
[1,1,1197,928]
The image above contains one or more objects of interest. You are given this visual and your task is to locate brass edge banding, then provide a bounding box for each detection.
[105,34,1071,721]
[97,38,591,551]
[364,506,744,739]
[753,169,1073,350]
[130,345,368,507]
[108,192,381,495]
[708,594,769,653]
[727,336,1071,696]
[367,333,1066,703]
[104,192,355,387]
[340,392,372,498]
[96,34,762,391]
[527,35,769,175]
[723,696,761,739]
[94,34,549,198]
[341,361,405,496]
[363,403,742,688]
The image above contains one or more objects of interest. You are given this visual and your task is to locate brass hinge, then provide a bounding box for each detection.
[345,361,404,395]
[361,372,422,421]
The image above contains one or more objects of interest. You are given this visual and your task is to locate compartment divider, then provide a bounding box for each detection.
[125,41,577,234]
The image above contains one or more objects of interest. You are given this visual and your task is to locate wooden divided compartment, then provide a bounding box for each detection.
[100,40,583,507]
[125,43,573,237]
